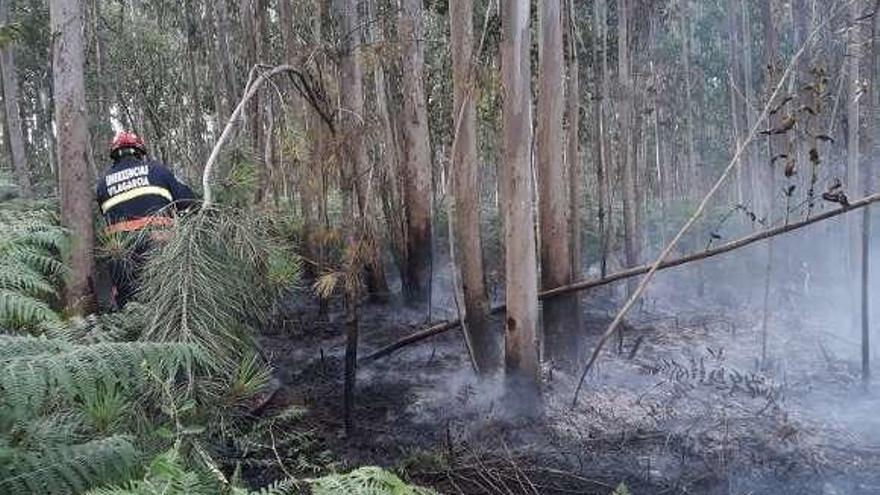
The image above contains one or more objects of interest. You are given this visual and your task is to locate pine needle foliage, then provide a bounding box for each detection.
[138,206,299,370]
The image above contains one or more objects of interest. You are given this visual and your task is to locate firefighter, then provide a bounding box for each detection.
[96,131,197,308]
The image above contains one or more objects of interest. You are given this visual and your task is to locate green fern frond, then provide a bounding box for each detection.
[5,411,86,451]
[0,263,57,298]
[0,337,203,414]
[0,435,140,495]
[0,288,61,328]
[5,245,66,276]
[310,467,439,495]
[611,482,631,495]
[45,304,146,344]
[13,228,69,255]
[239,477,303,495]
[85,446,216,495]
[0,335,71,359]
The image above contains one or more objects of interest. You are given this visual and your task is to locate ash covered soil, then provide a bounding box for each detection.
[257,281,880,495]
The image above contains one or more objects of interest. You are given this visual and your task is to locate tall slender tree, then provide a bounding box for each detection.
[566,0,583,281]
[863,0,880,383]
[501,0,540,405]
[335,0,365,434]
[0,0,31,198]
[848,0,863,337]
[449,0,497,372]
[398,0,434,305]
[618,0,639,293]
[596,0,611,278]
[51,0,94,313]
[538,0,578,364]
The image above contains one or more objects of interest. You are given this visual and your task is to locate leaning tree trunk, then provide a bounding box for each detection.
[398,0,434,305]
[538,0,579,365]
[449,0,498,373]
[501,0,541,409]
[0,0,31,198]
[51,0,95,314]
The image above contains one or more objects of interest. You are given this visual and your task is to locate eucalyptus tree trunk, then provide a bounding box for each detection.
[39,83,56,178]
[863,0,879,383]
[791,0,810,176]
[184,4,207,169]
[760,0,782,366]
[726,0,745,205]
[596,0,611,278]
[0,0,31,198]
[501,0,540,406]
[368,0,406,277]
[338,0,388,297]
[240,0,264,159]
[681,0,697,202]
[740,0,760,212]
[449,0,497,373]
[848,0,864,335]
[680,0,704,296]
[649,14,666,243]
[398,0,434,305]
[88,0,110,166]
[51,0,95,314]
[214,0,237,111]
[566,0,582,281]
[278,0,296,65]
[204,0,229,127]
[618,0,639,294]
[538,0,578,365]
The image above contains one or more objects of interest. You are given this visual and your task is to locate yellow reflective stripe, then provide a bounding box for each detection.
[101,186,173,213]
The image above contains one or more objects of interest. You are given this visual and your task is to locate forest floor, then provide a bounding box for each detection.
[256,282,880,495]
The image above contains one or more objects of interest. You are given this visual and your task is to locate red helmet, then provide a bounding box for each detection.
[109,131,147,159]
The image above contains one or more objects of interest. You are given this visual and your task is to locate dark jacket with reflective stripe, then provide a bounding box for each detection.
[96,156,196,224]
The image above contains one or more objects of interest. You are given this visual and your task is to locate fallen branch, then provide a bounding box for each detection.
[363,191,880,362]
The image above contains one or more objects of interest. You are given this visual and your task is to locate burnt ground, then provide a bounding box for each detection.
[254,274,880,495]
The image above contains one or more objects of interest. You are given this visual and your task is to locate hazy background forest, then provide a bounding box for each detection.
[2,0,880,493]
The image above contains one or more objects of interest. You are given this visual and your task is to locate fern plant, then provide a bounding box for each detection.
[0,334,204,495]
[90,450,437,495]
[309,466,438,495]
[0,201,66,330]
